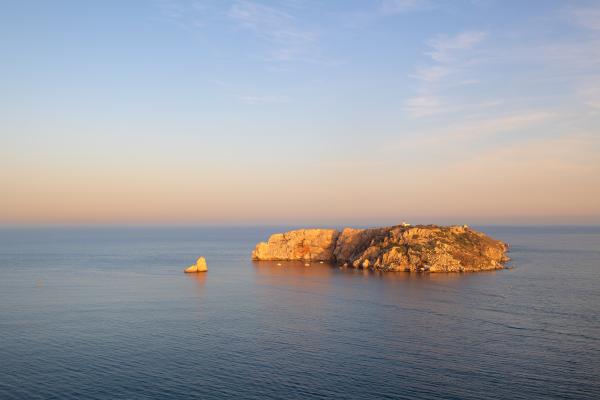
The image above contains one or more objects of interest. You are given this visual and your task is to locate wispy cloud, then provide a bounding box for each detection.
[404,94,443,117]
[426,31,487,63]
[155,0,221,32]
[395,110,555,147]
[381,109,572,165]
[228,1,315,44]
[579,81,600,111]
[536,10,600,111]
[411,65,450,82]
[211,79,292,105]
[380,0,429,15]
[340,0,432,30]
[237,95,290,105]
[443,111,555,141]
[569,5,600,31]
[405,30,487,117]
[156,0,322,64]
[228,0,320,63]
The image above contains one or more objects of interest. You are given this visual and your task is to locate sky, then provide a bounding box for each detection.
[1,0,599,225]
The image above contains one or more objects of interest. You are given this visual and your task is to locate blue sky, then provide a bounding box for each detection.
[1,0,599,224]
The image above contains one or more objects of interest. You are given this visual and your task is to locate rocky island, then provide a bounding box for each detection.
[252,224,509,272]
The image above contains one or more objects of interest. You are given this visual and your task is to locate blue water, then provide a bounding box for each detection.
[0,226,599,399]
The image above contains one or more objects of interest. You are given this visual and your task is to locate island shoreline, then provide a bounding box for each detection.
[252,224,510,273]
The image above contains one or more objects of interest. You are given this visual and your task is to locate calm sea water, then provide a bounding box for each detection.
[0,226,599,399]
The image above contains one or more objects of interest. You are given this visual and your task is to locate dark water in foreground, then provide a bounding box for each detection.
[0,226,599,400]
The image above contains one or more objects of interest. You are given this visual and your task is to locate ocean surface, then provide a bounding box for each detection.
[0,226,599,399]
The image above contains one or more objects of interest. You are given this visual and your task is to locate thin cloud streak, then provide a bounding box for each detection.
[380,0,429,15]
[569,5,600,31]
[411,65,450,82]
[228,0,315,44]
[426,31,487,63]
[227,0,323,64]
[405,30,488,117]
[389,111,557,150]
[237,95,290,105]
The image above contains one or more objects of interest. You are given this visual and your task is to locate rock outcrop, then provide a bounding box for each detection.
[252,225,509,272]
[184,256,208,273]
[252,229,339,261]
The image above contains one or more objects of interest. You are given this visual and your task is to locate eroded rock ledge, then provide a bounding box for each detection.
[252,225,509,272]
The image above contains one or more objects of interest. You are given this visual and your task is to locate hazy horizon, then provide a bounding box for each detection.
[2,0,599,225]
[3,216,600,228]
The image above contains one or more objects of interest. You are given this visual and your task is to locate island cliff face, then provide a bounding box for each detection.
[252,229,339,261]
[252,225,509,272]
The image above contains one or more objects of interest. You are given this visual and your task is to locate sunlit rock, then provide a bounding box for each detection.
[251,229,339,261]
[252,225,509,272]
[184,256,208,273]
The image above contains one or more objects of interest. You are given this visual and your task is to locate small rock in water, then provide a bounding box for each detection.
[304,263,310,266]
[276,262,282,266]
[184,256,208,273]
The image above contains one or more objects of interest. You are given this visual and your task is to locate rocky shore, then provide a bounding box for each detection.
[252,224,509,272]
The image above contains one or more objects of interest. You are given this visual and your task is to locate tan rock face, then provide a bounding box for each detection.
[333,227,382,261]
[252,225,509,272]
[184,256,208,273]
[251,229,339,261]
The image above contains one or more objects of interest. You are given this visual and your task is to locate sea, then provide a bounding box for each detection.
[0,226,599,399]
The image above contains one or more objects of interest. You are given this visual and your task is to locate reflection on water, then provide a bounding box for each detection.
[185,271,207,288]
[252,259,498,284]
[253,261,337,285]
[0,226,599,400]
